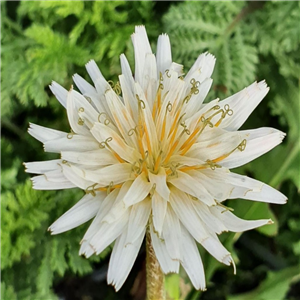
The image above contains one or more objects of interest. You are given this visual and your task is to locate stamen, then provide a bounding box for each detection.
[212,139,247,163]
[98,112,110,125]
[179,165,207,172]
[78,118,84,126]
[153,151,163,173]
[136,95,146,109]
[206,159,222,170]
[168,162,180,178]
[113,81,121,95]
[165,69,171,78]
[67,130,74,139]
[85,183,98,196]
[179,121,190,135]
[159,72,164,90]
[166,102,172,112]
[106,181,114,195]
[84,96,92,103]
[183,78,200,104]
[149,183,156,198]
[216,201,234,213]
[214,104,233,127]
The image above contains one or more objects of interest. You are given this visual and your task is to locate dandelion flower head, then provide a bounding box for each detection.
[25,26,287,291]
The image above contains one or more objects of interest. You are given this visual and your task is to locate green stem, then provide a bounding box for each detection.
[269,142,300,187]
[146,230,165,300]
[1,119,26,140]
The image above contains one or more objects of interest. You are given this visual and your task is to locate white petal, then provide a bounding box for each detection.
[170,62,184,76]
[44,134,99,153]
[67,89,91,135]
[125,198,151,244]
[104,89,138,148]
[102,181,132,224]
[169,155,205,167]
[81,189,119,242]
[108,227,145,291]
[134,82,159,155]
[84,163,132,187]
[79,240,95,258]
[73,73,96,96]
[209,206,272,232]
[61,149,118,166]
[61,163,95,189]
[90,209,130,255]
[185,53,216,83]
[150,225,179,274]
[120,54,133,84]
[220,127,286,168]
[156,33,172,75]
[49,192,105,234]
[191,199,227,234]
[148,168,170,200]
[170,187,209,242]
[85,60,104,84]
[168,171,215,206]
[180,225,206,291]
[228,175,287,204]
[151,192,167,237]
[123,172,152,207]
[188,170,232,202]
[141,53,158,109]
[186,130,247,162]
[91,122,140,164]
[93,76,114,120]
[163,205,181,260]
[31,172,76,190]
[24,159,62,174]
[131,25,152,83]
[28,123,66,143]
[200,231,235,268]
[183,78,213,118]
[49,81,68,108]
[219,81,269,131]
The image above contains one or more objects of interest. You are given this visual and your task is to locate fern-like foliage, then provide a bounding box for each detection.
[1,181,108,299]
[248,2,300,56]
[1,1,157,118]
[163,1,258,99]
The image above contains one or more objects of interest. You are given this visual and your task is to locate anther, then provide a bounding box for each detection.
[136,95,146,109]
[85,183,97,196]
[67,130,74,139]
[237,139,247,151]
[107,181,114,195]
[78,118,84,126]
[166,102,172,112]
[206,159,221,170]
[113,81,121,95]
[84,96,92,103]
[149,183,156,198]
[98,112,110,125]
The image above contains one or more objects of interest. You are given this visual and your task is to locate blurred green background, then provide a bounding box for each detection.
[1,1,299,300]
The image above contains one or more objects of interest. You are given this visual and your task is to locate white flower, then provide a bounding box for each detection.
[25,26,287,291]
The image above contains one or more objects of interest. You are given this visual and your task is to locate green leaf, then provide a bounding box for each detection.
[1,282,17,300]
[165,273,181,300]
[228,266,300,300]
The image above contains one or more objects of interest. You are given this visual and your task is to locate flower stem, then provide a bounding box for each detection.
[146,230,165,300]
